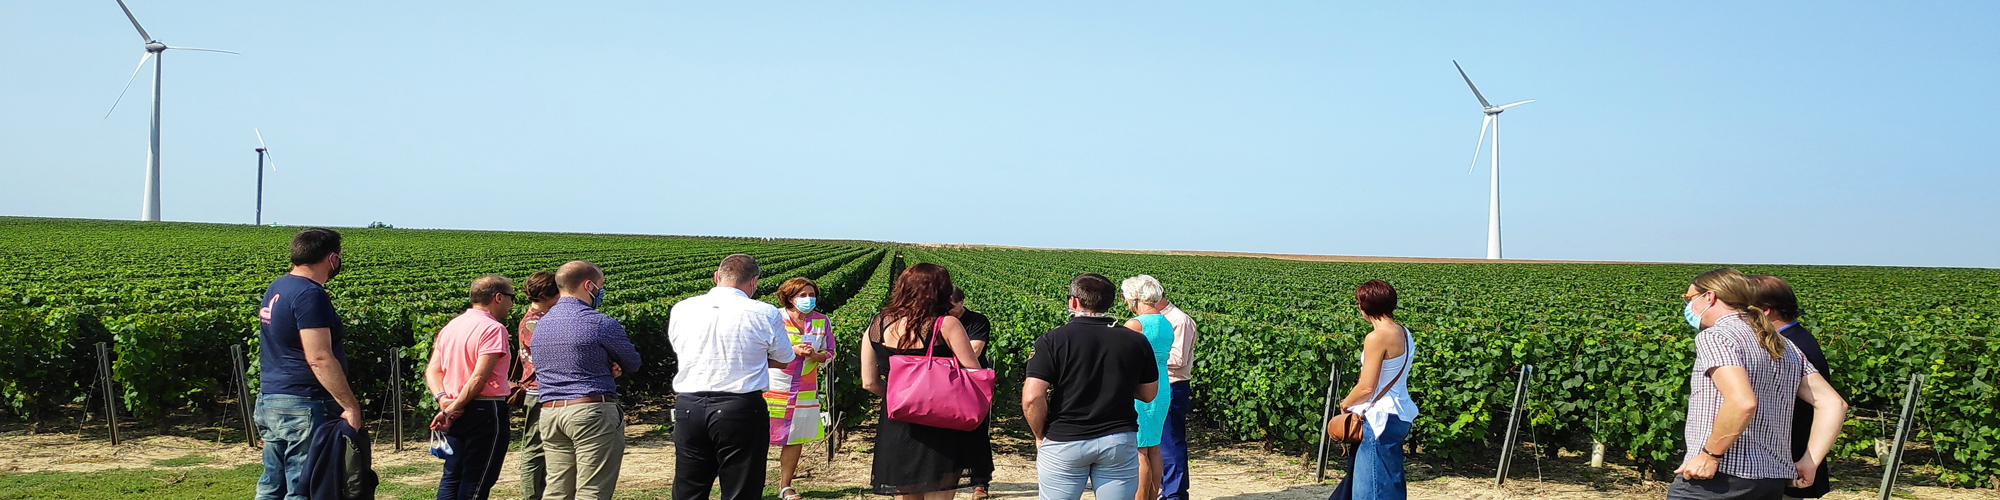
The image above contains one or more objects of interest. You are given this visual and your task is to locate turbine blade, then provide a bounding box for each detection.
[255,129,276,171]
[1453,60,1492,108]
[164,46,241,55]
[1469,114,1492,173]
[114,0,152,42]
[104,52,153,118]
[1494,99,1535,110]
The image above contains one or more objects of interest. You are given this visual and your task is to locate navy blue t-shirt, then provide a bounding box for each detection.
[258,274,349,397]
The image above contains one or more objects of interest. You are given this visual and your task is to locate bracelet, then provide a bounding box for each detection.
[1701,446,1726,458]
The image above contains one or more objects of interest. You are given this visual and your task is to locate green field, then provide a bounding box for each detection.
[1,217,1995,485]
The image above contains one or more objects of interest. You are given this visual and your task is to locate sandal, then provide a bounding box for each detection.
[780,486,802,500]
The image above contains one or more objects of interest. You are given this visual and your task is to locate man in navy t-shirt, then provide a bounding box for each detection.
[254,228,360,500]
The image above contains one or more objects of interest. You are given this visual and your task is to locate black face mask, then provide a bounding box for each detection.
[328,254,343,280]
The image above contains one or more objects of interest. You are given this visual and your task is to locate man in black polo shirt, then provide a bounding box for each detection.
[1024,273,1159,500]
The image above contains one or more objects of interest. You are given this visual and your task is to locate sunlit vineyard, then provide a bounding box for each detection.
[1,217,1995,485]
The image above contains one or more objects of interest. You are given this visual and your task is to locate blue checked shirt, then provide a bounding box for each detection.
[528,297,642,401]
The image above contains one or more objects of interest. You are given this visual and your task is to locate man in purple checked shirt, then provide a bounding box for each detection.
[530,261,642,500]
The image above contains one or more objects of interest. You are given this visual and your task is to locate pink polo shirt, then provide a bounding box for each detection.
[432,308,513,398]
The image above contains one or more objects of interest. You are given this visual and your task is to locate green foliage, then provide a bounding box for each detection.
[2,217,1996,483]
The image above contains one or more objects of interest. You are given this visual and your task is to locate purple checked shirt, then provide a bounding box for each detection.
[529,297,642,401]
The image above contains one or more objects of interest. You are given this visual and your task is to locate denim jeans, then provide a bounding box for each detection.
[437,400,510,500]
[1352,416,1412,500]
[1036,432,1139,500]
[254,393,342,500]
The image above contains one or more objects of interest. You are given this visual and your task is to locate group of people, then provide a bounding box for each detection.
[249,227,1847,500]
[249,228,1205,500]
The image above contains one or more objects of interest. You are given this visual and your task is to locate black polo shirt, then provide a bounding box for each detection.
[1025,315,1159,442]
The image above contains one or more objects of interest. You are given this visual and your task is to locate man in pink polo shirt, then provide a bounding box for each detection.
[425,274,516,500]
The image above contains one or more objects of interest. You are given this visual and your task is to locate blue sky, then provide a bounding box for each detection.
[3,2,1995,267]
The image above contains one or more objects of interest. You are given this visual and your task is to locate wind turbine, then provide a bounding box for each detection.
[1453,60,1533,260]
[104,0,238,222]
[254,129,277,225]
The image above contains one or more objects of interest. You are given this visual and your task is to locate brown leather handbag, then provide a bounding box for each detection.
[1326,356,1407,444]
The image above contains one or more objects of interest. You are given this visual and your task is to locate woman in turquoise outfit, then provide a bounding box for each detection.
[1121,275,1175,500]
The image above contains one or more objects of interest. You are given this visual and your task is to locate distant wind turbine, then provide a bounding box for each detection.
[254,129,277,225]
[1453,60,1533,260]
[105,0,238,222]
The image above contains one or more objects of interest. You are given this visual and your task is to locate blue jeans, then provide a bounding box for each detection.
[255,393,341,500]
[1352,416,1411,500]
[1159,381,1192,500]
[1036,432,1140,500]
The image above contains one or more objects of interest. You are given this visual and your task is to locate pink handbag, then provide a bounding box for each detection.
[885,317,996,431]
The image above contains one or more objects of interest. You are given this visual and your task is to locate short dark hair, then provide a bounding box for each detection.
[469,274,514,305]
[1069,273,1115,313]
[555,261,602,293]
[1356,279,1397,318]
[289,228,341,266]
[522,271,559,303]
[1749,274,1801,322]
[717,254,759,284]
[951,286,966,304]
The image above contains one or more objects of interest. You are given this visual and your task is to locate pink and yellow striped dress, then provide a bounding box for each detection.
[765,312,831,445]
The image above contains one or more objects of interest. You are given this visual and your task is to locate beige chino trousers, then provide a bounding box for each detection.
[538,401,624,500]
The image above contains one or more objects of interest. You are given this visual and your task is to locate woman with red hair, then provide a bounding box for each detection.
[860,263,990,500]
[1336,279,1419,500]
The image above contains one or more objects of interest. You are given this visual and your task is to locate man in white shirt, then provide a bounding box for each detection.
[668,254,811,500]
[1158,293,1199,500]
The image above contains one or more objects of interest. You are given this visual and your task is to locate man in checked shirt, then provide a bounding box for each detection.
[531,261,642,500]
[1671,269,1847,500]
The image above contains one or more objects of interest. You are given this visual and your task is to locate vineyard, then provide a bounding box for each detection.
[1,217,1996,487]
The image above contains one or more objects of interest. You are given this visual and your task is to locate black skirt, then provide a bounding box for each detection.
[870,413,994,495]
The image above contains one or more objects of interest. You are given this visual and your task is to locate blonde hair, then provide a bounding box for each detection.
[1690,268,1784,361]
[1120,275,1165,306]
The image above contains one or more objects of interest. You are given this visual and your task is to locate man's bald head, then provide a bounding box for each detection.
[556,260,603,293]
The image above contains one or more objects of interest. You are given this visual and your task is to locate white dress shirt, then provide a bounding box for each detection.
[668,287,797,393]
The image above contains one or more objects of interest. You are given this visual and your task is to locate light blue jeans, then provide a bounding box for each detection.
[1036,432,1140,500]
[254,393,341,500]
[1353,416,1412,500]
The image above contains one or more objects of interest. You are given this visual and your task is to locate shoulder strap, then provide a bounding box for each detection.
[1368,330,1412,406]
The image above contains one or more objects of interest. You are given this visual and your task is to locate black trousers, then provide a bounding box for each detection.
[673,392,768,500]
[438,399,509,500]
[1666,473,1789,500]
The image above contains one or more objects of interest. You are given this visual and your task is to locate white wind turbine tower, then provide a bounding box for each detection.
[254,129,277,225]
[104,0,238,222]
[1453,60,1533,260]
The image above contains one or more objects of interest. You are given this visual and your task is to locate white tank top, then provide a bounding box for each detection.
[1347,327,1419,429]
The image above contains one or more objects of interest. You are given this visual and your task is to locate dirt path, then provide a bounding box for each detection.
[2,427,1992,499]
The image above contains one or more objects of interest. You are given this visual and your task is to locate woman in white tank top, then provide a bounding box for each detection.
[1335,280,1418,500]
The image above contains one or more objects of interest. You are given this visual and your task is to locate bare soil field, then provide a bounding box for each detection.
[2,413,1990,500]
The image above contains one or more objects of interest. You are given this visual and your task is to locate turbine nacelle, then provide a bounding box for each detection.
[145,41,165,53]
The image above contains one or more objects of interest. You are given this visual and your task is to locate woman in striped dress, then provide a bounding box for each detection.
[767,277,834,500]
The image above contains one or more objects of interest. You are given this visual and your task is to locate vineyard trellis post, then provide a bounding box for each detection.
[1878,372,1925,500]
[1495,364,1532,486]
[391,354,403,452]
[96,342,120,446]
[1315,357,1341,483]
[231,344,257,447]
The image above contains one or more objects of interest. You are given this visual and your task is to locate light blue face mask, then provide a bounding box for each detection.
[1683,292,1710,330]
[795,296,817,313]
[590,285,605,308]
